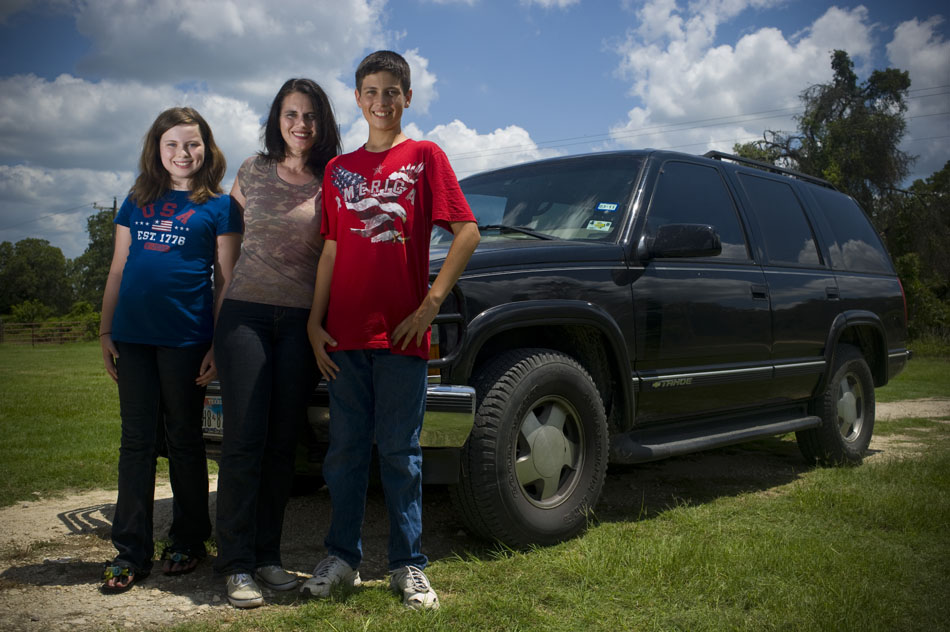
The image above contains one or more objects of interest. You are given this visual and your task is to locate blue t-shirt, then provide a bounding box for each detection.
[111,190,243,347]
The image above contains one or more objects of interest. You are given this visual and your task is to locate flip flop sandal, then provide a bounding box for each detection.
[160,549,202,576]
[100,562,148,594]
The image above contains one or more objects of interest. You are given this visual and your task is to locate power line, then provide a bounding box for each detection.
[0,202,106,232]
[445,87,950,167]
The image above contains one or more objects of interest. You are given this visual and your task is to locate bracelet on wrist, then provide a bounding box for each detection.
[99,332,111,337]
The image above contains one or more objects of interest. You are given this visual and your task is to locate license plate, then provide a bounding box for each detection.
[202,394,223,437]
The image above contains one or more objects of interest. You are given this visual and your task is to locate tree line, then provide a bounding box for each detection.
[2,50,947,340]
[0,208,113,330]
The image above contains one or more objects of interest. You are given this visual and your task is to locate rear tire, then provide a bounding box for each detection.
[797,344,875,465]
[450,349,608,547]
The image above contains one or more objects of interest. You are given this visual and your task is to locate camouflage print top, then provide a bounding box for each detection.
[226,156,323,308]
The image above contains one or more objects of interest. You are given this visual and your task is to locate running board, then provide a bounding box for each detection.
[609,413,821,464]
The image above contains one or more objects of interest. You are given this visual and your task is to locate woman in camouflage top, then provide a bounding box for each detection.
[213,79,341,608]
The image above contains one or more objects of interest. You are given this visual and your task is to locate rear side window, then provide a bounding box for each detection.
[738,173,821,266]
[806,186,892,273]
[646,161,750,260]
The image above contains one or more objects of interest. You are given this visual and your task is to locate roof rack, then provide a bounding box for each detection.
[703,150,835,189]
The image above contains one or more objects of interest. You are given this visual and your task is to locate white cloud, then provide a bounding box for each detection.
[609,1,949,182]
[0,165,132,257]
[337,117,558,178]
[417,120,561,177]
[403,48,438,115]
[520,0,580,8]
[0,0,389,257]
[887,16,950,182]
[0,74,261,174]
[72,0,384,113]
[610,3,878,156]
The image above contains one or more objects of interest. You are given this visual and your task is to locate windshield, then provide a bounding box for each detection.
[432,155,643,245]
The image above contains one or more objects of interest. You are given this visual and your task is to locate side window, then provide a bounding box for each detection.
[738,173,821,266]
[646,161,750,260]
[806,186,892,273]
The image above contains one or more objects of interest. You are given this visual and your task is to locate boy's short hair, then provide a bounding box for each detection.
[355,50,411,94]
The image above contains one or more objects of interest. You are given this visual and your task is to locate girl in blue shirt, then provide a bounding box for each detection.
[98,107,243,593]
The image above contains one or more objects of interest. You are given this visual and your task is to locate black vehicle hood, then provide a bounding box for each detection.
[429,238,626,275]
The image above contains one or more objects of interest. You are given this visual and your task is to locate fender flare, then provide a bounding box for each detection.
[453,299,636,429]
[820,309,888,392]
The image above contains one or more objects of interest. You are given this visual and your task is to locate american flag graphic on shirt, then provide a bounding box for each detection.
[152,219,173,232]
[331,162,424,243]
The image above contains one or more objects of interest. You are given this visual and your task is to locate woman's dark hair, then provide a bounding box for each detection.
[261,78,341,175]
[130,106,226,206]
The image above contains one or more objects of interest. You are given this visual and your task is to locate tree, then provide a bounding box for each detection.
[0,238,72,315]
[10,299,52,323]
[734,50,950,339]
[71,207,116,309]
[735,50,913,218]
[888,162,950,339]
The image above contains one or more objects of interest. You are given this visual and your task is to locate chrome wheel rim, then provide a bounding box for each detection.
[513,395,585,508]
[835,370,865,443]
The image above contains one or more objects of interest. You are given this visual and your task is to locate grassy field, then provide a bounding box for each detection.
[876,354,950,401]
[1,342,948,631]
[0,342,165,507]
[180,447,950,632]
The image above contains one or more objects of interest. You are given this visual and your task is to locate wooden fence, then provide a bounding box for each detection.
[0,321,94,345]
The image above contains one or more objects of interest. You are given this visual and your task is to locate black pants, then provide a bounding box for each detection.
[212,299,317,575]
[111,341,212,572]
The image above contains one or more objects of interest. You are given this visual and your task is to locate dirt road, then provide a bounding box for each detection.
[1,398,947,631]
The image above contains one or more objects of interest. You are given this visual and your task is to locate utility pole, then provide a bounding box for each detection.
[92,197,118,218]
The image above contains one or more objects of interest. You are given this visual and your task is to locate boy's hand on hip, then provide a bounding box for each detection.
[308,320,340,380]
[392,297,439,350]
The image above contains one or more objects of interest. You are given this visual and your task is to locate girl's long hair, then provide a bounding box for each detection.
[260,78,341,176]
[130,106,226,206]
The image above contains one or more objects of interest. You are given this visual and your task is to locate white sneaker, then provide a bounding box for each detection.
[299,556,360,598]
[390,565,439,610]
[226,573,263,608]
[254,565,299,591]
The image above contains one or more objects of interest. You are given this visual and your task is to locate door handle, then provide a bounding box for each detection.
[751,284,769,300]
[826,286,840,300]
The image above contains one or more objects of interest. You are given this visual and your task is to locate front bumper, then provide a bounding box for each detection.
[202,380,477,484]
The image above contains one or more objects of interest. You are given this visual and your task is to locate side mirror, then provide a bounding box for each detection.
[638,223,722,259]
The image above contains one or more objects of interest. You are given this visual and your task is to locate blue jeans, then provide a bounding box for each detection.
[112,341,212,573]
[213,299,316,575]
[323,349,428,571]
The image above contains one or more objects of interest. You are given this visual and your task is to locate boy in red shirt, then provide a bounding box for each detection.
[304,50,479,610]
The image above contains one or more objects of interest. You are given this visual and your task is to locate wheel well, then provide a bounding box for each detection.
[470,324,626,434]
[836,325,887,386]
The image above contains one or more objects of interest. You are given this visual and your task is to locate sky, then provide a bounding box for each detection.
[0,0,947,259]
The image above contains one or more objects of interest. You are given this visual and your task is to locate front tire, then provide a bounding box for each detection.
[451,349,608,547]
[797,344,875,465]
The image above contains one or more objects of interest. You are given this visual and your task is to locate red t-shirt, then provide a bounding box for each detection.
[321,140,475,360]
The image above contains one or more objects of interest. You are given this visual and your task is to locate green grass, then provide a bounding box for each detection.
[174,429,950,632]
[0,342,182,507]
[0,342,122,505]
[2,343,948,631]
[876,356,950,402]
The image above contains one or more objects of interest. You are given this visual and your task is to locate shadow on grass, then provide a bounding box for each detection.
[1,435,817,596]
[595,435,812,523]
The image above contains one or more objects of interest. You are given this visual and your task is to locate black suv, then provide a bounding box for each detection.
[204,149,910,548]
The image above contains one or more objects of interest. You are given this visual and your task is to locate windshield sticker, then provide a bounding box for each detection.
[596,202,618,212]
[586,220,613,232]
